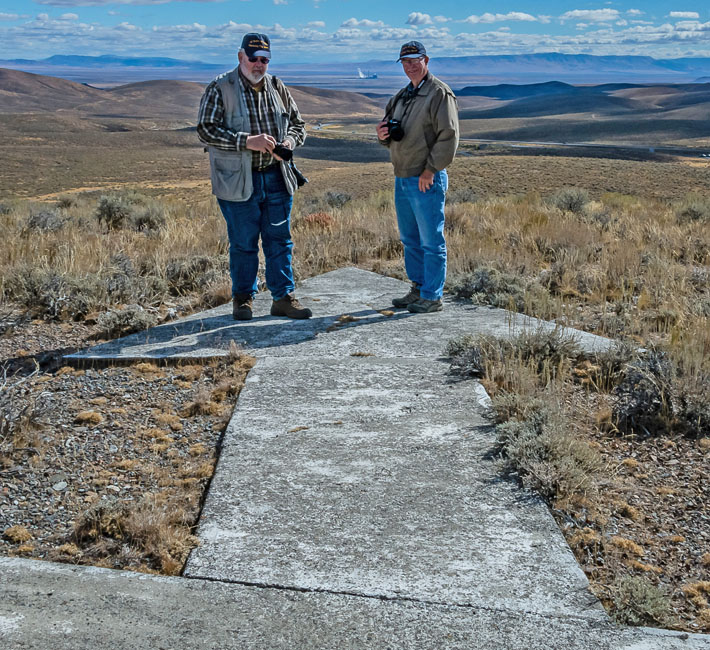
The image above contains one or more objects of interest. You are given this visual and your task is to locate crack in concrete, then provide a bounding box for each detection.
[183,572,606,626]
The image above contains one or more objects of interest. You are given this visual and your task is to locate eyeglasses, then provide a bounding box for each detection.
[401,57,424,65]
[248,56,270,64]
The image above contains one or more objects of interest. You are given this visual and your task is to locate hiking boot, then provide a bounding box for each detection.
[232,293,253,321]
[270,293,312,319]
[392,284,420,308]
[407,298,443,313]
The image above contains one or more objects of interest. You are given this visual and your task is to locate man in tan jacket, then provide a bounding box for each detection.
[377,41,459,313]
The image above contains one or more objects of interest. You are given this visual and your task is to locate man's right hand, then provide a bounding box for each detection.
[246,134,277,153]
[376,120,390,141]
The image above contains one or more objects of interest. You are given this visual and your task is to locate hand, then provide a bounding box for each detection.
[246,134,277,154]
[272,139,292,162]
[418,169,435,192]
[376,120,390,141]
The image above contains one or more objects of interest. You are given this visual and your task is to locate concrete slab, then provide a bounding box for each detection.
[3,558,709,650]
[65,267,612,363]
[185,356,604,620]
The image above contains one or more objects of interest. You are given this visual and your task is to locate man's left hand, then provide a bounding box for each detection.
[272,139,293,162]
[418,170,435,192]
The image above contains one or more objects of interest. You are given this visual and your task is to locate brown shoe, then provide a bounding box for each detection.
[392,284,421,308]
[270,293,312,319]
[233,293,253,321]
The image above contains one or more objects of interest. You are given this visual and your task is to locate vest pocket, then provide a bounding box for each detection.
[210,153,249,200]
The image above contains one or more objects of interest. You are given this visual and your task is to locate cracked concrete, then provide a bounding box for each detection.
[2,268,709,649]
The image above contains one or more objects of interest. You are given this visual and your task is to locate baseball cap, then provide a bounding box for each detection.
[397,41,426,61]
[241,33,271,59]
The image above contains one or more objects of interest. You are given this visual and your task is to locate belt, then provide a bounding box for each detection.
[254,162,279,172]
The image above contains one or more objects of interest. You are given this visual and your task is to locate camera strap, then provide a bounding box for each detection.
[388,76,427,123]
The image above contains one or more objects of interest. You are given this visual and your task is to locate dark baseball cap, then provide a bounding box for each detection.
[397,41,426,61]
[241,33,271,59]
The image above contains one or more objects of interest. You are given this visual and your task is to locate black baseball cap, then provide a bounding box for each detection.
[397,41,426,61]
[241,33,271,59]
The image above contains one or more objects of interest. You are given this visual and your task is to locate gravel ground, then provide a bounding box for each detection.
[0,310,253,574]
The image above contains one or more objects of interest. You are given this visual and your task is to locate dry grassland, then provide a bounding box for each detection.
[1,124,709,631]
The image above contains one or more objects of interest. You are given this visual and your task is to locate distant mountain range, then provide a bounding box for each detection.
[2,53,710,86]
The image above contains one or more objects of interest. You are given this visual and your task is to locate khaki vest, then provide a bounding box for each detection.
[208,69,298,202]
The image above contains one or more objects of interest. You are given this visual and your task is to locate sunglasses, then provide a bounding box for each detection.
[248,56,270,64]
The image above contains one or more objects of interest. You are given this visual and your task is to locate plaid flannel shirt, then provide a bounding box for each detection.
[197,69,305,170]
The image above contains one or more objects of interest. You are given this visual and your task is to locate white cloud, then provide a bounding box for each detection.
[340,18,385,28]
[669,12,700,19]
[626,9,643,16]
[307,21,325,28]
[465,12,537,24]
[433,16,449,23]
[0,13,19,20]
[560,9,619,23]
[60,13,79,19]
[406,12,432,26]
[273,0,287,5]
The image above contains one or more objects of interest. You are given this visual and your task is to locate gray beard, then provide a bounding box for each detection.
[241,66,266,85]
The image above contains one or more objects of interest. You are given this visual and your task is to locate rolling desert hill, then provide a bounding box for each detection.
[0,68,106,112]
[0,67,383,123]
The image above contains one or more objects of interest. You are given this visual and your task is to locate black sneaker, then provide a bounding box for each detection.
[407,298,443,313]
[392,285,421,308]
[270,293,312,319]
[232,293,253,321]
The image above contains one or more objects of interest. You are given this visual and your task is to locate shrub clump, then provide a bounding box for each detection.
[324,190,352,208]
[95,193,166,231]
[612,350,674,436]
[96,304,158,338]
[165,256,226,295]
[24,209,66,233]
[446,187,478,205]
[548,187,590,214]
[611,575,673,626]
[447,330,582,383]
[493,394,600,498]
[4,266,105,320]
[676,196,710,224]
[448,267,547,312]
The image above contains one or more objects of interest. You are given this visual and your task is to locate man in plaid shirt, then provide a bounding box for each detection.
[197,32,311,320]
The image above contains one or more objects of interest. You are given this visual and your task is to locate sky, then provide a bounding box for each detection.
[0,1,709,63]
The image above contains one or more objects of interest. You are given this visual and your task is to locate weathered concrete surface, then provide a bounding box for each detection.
[3,558,709,650]
[185,356,603,620]
[65,267,612,363]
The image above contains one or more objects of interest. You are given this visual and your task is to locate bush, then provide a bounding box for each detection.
[612,350,674,436]
[446,187,478,205]
[611,575,672,626]
[4,266,104,320]
[96,195,133,230]
[0,202,13,215]
[448,267,531,311]
[24,209,66,233]
[165,256,225,295]
[96,304,158,338]
[549,187,590,214]
[493,394,600,498]
[323,191,351,208]
[676,196,710,224]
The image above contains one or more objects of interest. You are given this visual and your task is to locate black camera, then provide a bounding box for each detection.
[273,143,293,161]
[386,118,405,141]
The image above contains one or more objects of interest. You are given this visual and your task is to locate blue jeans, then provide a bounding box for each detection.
[394,169,448,301]
[218,166,294,300]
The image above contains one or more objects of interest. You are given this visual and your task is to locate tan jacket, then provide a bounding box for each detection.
[381,73,459,178]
